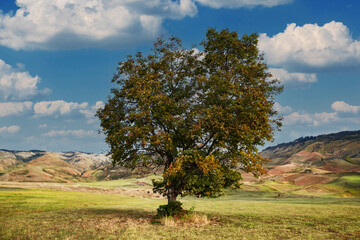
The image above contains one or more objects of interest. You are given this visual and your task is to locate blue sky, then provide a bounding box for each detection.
[0,0,359,153]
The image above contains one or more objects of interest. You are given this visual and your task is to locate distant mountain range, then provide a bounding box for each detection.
[1,130,359,190]
[0,150,126,182]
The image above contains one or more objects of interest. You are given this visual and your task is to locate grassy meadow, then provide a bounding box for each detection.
[1,177,359,240]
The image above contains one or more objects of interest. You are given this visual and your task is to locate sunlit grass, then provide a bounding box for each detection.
[330,175,360,188]
[77,175,161,189]
[1,186,359,239]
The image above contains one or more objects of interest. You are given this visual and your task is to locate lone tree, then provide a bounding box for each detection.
[97,28,282,209]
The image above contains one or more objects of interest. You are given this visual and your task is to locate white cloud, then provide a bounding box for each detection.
[0,125,20,134]
[33,100,106,122]
[0,0,295,50]
[331,101,360,114]
[0,59,50,100]
[80,101,104,123]
[269,68,317,87]
[39,124,47,129]
[42,129,96,138]
[283,112,338,126]
[273,102,292,114]
[312,112,338,126]
[34,100,88,116]
[259,21,360,70]
[195,0,292,8]
[0,101,33,117]
[80,101,104,119]
[0,0,197,50]
[283,112,313,125]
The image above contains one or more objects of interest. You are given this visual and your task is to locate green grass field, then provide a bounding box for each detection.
[330,175,360,188]
[1,178,359,240]
[77,176,160,189]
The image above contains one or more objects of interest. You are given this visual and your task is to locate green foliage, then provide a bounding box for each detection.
[156,201,184,217]
[153,151,242,199]
[97,28,282,204]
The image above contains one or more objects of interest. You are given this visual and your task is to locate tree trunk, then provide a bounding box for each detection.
[165,153,178,204]
[167,187,178,204]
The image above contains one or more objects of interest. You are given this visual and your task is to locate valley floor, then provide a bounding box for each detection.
[0,179,359,240]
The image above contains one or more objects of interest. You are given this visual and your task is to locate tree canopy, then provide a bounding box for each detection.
[97,28,282,205]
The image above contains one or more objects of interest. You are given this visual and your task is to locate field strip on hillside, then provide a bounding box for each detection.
[0,181,163,198]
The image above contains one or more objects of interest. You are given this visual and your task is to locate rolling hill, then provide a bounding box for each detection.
[261,130,360,172]
[0,150,117,182]
[0,149,162,182]
[249,130,360,197]
[0,130,359,197]
[262,130,360,166]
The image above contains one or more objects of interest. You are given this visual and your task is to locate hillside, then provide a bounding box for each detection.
[243,130,360,197]
[0,149,163,182]
[0,150,120,182]
[1,130,359,197]
[261,130,360,170]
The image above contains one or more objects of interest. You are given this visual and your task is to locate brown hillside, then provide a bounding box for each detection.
[0,167,53,182]
[0,151,18,170]
[261,130,360,171]
[0,151,109,182]
[28,153,73,167]
[246,130,360,193]
[267,163,298,175]
[280,173,333,185]
[287,151,323,164]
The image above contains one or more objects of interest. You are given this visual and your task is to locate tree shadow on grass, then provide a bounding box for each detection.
[73,207,156,221]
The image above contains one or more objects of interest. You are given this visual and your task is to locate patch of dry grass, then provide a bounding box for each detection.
[160,213,211,227]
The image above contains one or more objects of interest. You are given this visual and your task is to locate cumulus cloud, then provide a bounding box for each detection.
[331,101,360,114]
[0,0,197,50]
[195,0,292,8]
[0,101,33,117]
[0,59,50,100]
[259,21,360,70]
[42,129,96,138]
[80,101,104,123]
[0,125,20,134]
[273,102,292,114]
[283,112,338,126]
[0,0,295,50]
[34,100,88,116]
[269,68,317,87]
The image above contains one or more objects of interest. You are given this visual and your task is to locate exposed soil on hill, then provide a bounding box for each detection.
[281,174,333,185]
[287,151,323,163]
[0,167,55,182]
[27,153,73,167]
[267,163,299,175]
[320,165,348,172]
